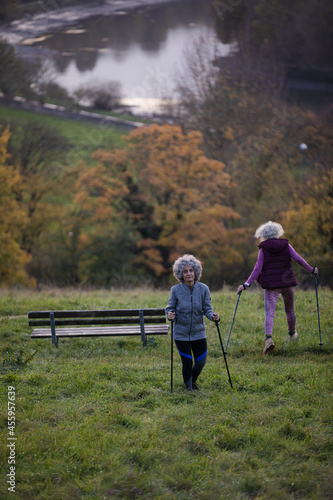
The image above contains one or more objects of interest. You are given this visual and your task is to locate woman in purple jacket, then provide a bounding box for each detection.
[166,254,219,391]
[237,221,318,354]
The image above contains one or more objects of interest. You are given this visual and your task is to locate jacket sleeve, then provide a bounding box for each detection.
[202,286,215,320]
[166,287,177,316]
[289,244,313,272]
[246,248,264,284]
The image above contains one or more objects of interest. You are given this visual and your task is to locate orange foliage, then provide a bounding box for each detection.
[88,124,245,281]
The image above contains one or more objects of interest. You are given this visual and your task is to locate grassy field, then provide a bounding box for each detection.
[0,104,131,165]
[0,287,332,499]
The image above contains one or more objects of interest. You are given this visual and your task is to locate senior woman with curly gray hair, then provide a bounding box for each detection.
[237,221,318,355]
[166,254,219,391]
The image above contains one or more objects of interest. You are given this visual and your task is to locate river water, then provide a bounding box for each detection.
[1,0,234,114]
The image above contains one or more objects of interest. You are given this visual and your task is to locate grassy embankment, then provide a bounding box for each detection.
[0,286,332,499]
[0,103,133,166]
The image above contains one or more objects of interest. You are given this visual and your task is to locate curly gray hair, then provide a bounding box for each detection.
[254,221,284,241]
[172,254,202,282]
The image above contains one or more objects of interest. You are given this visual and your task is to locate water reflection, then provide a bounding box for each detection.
[33,0,231,111]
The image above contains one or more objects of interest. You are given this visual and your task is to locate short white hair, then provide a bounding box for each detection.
[254,221,284,240]
[172,254,202,282]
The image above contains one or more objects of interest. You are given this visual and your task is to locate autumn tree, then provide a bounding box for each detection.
[277,103,333,286]
[0,118,83,285]
[168,38,298,229]
[0,126,35,286]
[87,124,245,286]
[3,120,71,253]
[73,155,139,286]
[281,167,333,287]
[0,39,38,99]
[166,27,333,287]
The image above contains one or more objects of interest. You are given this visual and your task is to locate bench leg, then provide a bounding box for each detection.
[50,312,58,348]
[139,309,147,347]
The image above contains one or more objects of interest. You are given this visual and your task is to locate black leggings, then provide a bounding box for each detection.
[175,338,207,389]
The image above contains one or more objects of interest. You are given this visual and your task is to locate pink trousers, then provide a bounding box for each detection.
[264,287,296,337]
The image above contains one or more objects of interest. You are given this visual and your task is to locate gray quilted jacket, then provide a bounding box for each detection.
[166,281,215,341]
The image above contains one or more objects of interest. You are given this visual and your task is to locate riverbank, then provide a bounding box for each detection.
[0,0,195,116]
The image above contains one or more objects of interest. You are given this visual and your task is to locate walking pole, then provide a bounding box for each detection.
[215,321,233,388]
[225,290,242,354]
[170,320,174,392]
[314,273,323,347]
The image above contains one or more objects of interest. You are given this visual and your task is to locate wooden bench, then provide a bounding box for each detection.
[29,308,169,348]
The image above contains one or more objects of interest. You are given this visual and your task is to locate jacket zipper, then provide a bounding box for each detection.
[189,286,193,341]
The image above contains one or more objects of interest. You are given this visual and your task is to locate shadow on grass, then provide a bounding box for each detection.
[267,344,333,357]
[227,344,333,359]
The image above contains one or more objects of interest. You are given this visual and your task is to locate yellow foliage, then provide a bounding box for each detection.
[0,125,11,164]
[0,126,35,286]
[222,126,235,141]
[282,169,333,284]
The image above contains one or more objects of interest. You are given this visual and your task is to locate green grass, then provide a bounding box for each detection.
[0,104,130,164]
[0,287,332,499]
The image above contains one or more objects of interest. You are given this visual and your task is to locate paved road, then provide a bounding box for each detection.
[0,94,145,130]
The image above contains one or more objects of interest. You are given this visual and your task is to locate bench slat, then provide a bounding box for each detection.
[28,308,165,319]
[29,307,168,347]
[31,324,169,338]
[29,317,166,327]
